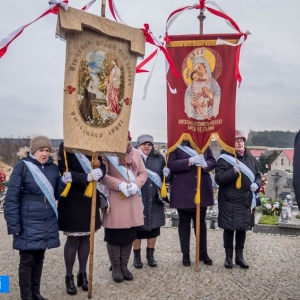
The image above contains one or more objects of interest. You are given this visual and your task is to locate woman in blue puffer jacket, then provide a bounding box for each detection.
[5,136,67,300]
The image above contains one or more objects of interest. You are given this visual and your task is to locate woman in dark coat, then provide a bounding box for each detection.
[168,140,216,266]
[215,130,262,269]
[132,134,170,269]
[293,130,300,213]
[57,142,106,295]
[5,136,65,300]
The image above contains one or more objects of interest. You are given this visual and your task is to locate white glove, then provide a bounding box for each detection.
[127,183,139,195]
[189,154,204,165]
[87,168,103,182]
[250,183,259,192]
[163,167,170,177]
[195,157,208,168]
[234,164,241,172]
[118,182,130,197]
[62,172,72,184]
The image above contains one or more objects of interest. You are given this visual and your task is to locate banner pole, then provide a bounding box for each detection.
[88,156,100,299]
[194,6,206,273]
[101,0,106,17]
[197,9,206,35]
[195,166,201,272]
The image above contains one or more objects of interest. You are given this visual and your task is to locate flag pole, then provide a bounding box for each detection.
[195,8,206,273]
[198,9,206,35]
[88,156,100,299]
[101,0,106,17]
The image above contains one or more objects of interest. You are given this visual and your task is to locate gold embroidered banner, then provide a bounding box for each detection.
[166,33,240,154]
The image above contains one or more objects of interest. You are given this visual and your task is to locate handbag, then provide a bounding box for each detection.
[99,191,110,212]
[255,194,261,206]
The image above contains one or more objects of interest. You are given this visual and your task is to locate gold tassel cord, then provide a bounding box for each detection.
[234,152,242,189]
[194,167,201,205]
[84,153,95,198]
[160,177,168,198]
[160,153,169,199]
[236,172,242,189]
[60,149,71,197]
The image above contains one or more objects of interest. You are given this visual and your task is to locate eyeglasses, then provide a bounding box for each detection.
[140,142,153,147]
[235,139,244,143]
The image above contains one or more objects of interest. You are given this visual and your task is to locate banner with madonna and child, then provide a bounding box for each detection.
[166,33,243,155]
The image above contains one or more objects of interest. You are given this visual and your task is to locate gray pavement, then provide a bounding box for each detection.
[1,213,300,300]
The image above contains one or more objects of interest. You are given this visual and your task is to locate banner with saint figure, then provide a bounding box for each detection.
[166,33,242,154]
[56,7,145,156]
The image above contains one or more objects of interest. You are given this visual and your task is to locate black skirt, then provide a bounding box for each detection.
[104,227,137,245]
[136,227,160,239]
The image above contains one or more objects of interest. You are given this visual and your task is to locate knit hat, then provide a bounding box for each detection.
[235,130,246,142]
[30,135,52,154]
[137,134,154,146]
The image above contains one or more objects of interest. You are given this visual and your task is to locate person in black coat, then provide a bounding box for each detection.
[293,130,300,213]
[215,130,262,269]
[168,140,216,267]
[57,142,106,295]
[5,136,66,300]
[132,134,170,269]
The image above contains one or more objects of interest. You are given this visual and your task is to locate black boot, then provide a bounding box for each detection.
[146,247,157,267]
[133,249,143,269]
[235,248,249,269]
[32,294,48,300]
[182,254,191,266]
[224,248,233,269]
[107,243,124,282]
[120,243,133,280]
[31,252,48,300]
[200,251,213,265]
[65,275,77,295]
[77,272,88,291]
[19,254,33,300]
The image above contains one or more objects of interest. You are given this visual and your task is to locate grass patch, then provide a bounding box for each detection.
[258,215,279,225]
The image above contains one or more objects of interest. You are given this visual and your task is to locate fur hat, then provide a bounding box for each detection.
[137,134,154,146]
[30,135,52,154]
[235,130,246,142]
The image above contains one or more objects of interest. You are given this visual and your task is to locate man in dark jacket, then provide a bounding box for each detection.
[168,140,216,266]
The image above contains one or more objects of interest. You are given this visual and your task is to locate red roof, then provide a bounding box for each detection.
[249,149,266,158]
[282,149,294,162]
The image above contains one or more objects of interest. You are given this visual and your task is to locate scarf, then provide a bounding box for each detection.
[118,144,137,171]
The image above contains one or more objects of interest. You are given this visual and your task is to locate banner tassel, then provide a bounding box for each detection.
[60,149,71,197]
[84,153,95,198]
[84,182,93,198]
[194,167,201,205]
[160,177,168,198]
[160,153,169,199]
[236,172,242,189]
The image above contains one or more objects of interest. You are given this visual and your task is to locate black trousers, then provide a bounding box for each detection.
[177,208,207,255]
[223,230,246,249]
[19,249,45,299]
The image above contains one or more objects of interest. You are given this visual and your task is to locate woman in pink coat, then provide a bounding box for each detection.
[101,131,148,282]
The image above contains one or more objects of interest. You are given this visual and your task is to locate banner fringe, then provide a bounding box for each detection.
[166,39,238,48]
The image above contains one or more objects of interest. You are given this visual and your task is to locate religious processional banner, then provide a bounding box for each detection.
[56,7,145,155]
[166,33,241,154]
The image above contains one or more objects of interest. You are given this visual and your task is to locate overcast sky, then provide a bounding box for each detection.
[1,0,300,142]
